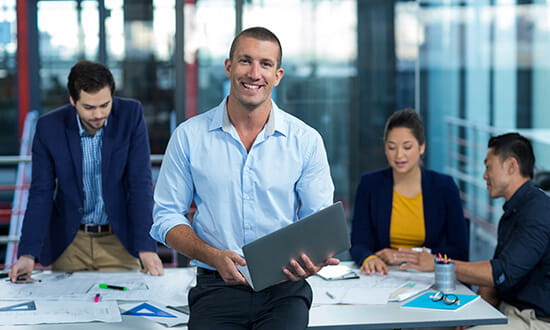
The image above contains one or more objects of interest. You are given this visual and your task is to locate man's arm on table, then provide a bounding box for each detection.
[402,258,495,287]
[454,260,494,287]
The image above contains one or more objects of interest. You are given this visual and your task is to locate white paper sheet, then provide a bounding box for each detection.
[0,299,121,325]
[0,269,194,305]
[0,268,195,326]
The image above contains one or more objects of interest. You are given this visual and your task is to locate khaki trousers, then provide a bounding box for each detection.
[51,230,140,272]
[469,301,550,330]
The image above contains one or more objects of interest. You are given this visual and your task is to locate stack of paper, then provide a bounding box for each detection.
[317,265,359,281]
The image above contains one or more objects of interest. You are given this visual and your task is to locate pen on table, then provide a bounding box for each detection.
[94,293,101,303]
[4,273,41,283]
[325,291,335,300]
[3,272,28,278]
[98,283,128,291]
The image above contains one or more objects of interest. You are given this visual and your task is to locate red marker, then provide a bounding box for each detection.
[94,293,101,303]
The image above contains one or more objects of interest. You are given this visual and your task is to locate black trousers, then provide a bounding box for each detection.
[188,270,312,330]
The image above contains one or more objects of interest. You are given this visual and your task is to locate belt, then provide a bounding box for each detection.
[197,267,219,276]
[79,224,111,234]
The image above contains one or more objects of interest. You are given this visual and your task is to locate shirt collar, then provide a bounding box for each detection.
[76,113,107,137]
[214,97,285,137]
[503,180,534,213]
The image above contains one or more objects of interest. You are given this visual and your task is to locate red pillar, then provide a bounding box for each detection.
[185,0,198,119]
[16,0,30,140]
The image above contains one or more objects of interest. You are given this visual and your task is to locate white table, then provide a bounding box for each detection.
[0,266,507,329]
[309,283,506,329]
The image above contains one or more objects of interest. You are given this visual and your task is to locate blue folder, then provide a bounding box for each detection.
[401,292,480,311]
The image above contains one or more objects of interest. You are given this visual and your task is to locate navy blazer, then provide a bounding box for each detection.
[18,97,158,266]
[349,167,469,266]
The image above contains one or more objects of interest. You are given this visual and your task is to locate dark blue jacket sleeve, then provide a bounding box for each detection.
[102,98,157,255]
[349,169,393,266]
[124,101,157,253]
[422,171,469,261]
[17,119,57,259]
[349,176,376,266]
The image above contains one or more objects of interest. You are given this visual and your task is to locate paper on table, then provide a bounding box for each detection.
[0,269,194,306]
[317,265,359,281]
[308,268,434,305]
[0,299,121,325]
[387,280,433,302]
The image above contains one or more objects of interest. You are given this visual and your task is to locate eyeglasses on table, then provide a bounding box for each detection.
[429,291,460,305]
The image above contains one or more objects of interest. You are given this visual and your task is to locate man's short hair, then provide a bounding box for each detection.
[488,133,535,179]
[67,60,115,102]
[229,26,283,69]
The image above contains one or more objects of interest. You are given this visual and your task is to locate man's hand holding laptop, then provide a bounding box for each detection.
[210,250,248,286]
[212,250,340,286]
[283,254,340,282]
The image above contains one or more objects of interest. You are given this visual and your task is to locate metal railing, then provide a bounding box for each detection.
[445,117,550,261]
[0,154,167,266]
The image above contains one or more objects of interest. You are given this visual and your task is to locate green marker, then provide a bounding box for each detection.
[99,283,128,291]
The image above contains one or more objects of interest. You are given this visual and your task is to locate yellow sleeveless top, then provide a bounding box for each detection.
[389,189,425,249]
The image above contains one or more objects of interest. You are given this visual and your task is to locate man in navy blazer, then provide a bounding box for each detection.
[9,60,163,281]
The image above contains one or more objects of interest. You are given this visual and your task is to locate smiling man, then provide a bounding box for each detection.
[403,133,550,329]
[151,27,337,329]
[9,60,163,281]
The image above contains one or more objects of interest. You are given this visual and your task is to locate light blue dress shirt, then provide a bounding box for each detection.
[151,98,334,270]
[77,114,109,225]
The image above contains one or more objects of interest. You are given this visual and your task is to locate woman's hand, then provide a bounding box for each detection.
[360,256,389,275]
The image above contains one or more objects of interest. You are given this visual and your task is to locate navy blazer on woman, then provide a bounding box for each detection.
[349,167,469,266]
[18,97,158,266]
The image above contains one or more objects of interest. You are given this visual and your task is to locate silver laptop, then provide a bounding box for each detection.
[237,201,350,291]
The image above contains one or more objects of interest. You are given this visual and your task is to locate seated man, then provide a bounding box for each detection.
[403,133,550,329]
[9,60,163,281]
[150,27,338,329]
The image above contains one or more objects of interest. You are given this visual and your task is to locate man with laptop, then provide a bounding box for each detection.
[150,27,339,329]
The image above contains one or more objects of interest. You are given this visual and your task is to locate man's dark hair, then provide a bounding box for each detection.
[229,26,283,69]
[67,60,115,102]
[383,108,425,146]
[488,133,534,179]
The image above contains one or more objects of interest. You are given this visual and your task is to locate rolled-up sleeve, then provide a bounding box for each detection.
[294,130,334,217]
[491,215,549,290]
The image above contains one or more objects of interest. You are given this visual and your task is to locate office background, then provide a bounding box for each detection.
[1,0,549,266]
